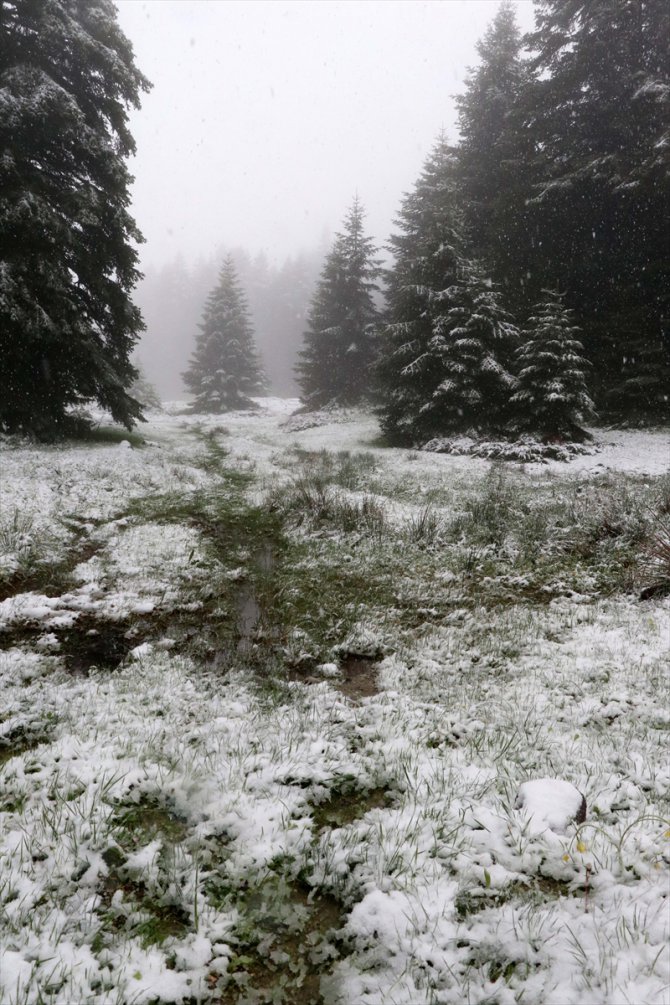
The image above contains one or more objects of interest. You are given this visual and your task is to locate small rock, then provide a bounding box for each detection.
[515,778,586,833]
[71,859,90,882]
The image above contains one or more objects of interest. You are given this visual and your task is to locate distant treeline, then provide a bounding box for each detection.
[133,246,327,399]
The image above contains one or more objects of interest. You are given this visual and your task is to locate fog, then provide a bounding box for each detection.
[114,0,535,398]
[116,0,534,268]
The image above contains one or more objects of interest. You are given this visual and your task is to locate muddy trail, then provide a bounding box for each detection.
[233,541,383,700]
[1,462,385,701]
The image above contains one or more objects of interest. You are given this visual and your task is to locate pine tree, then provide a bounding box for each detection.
[0,0,150,437]
[510,291,595,441]
[377,136,517,444]
[183,257,265,413]
[428,270,519,435]
[455,1,535,309]
[521,0,670,422]
[296,196,381,407]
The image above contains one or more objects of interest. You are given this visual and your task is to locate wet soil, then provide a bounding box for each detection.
[0,536,104,603]
[287,654,382,701]
[57,616,138,675]
[214,879,344,1005]
[0,726,51,767]
[336,655,381,699]
[0,612,143,676]
[311,786,390,830]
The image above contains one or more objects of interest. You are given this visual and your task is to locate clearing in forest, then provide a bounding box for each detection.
[0,400,668,1005]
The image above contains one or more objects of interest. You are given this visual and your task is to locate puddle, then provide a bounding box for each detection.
[57,617,138,675]
[256,542,275,574]
[236,588,263,654]
[235,543,276,655]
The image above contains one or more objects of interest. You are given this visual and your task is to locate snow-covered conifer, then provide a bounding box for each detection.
[183,257,265,412]
[377,136,517,443]
[455,0,533,309]
[510,291,594,441]
[0,0,150,436]
[428,269,518,434]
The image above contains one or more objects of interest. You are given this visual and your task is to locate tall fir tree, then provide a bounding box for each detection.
[0,0,150,436]
[510,291,595,441]
[183,257,265,413]
[428,270,519,435]
[520,0,670,422]
[296,196,381,407]
[377,136,517,444]
[455,1,535,310]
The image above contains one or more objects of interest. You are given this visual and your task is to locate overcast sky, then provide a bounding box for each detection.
[115,0,535,269]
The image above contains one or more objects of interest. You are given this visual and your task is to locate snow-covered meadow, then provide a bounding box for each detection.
[1,401,668,1005]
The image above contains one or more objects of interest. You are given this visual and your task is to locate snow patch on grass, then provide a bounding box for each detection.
[1,407,668,1004]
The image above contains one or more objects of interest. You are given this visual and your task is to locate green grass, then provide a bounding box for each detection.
[3,422,668,1005]
[75,424,148,448]
[112,796,189,847]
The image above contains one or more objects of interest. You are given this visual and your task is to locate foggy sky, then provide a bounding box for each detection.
[115,0,535,270]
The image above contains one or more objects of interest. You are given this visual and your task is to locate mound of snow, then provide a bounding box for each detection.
[515,778,586,833]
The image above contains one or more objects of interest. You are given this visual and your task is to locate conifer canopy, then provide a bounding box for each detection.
[183,256,265,413]
[377,136,517,444]
[0,0,151,436]
[296,196,380,407]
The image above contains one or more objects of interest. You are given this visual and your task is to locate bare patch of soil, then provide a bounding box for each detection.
[311,786,391,831]
[336,655,381,699]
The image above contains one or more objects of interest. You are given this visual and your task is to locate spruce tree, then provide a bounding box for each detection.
[455,1,535,309]
[521,0,669,422]
[183,257,265,413]
[296,196,381,407]
[510,291,595,441]
[0,0,150,436]
[377,136,517,444]
[429,270,519,435]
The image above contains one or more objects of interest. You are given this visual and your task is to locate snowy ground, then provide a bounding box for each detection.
[1,401,668,1005]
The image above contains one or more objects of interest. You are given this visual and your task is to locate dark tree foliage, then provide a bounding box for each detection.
[428,271,519,434]
[0,0,151,436]
[183,256,265,413]
[520,0,670,422]
[296,196,381,407]
[377,136,517,444]
[455,1,535,310]
[510,291,595,441]
[377,137,465,443]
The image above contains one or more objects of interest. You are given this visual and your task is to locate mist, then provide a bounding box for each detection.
[114,0,535,398]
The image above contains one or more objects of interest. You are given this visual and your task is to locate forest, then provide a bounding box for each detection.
[131,0,669,442]
[1,1,668,440]
[0,2,669,1004]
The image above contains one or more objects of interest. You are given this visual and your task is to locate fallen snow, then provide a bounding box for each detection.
[515,778,586,834]
[0,402,668,1005]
